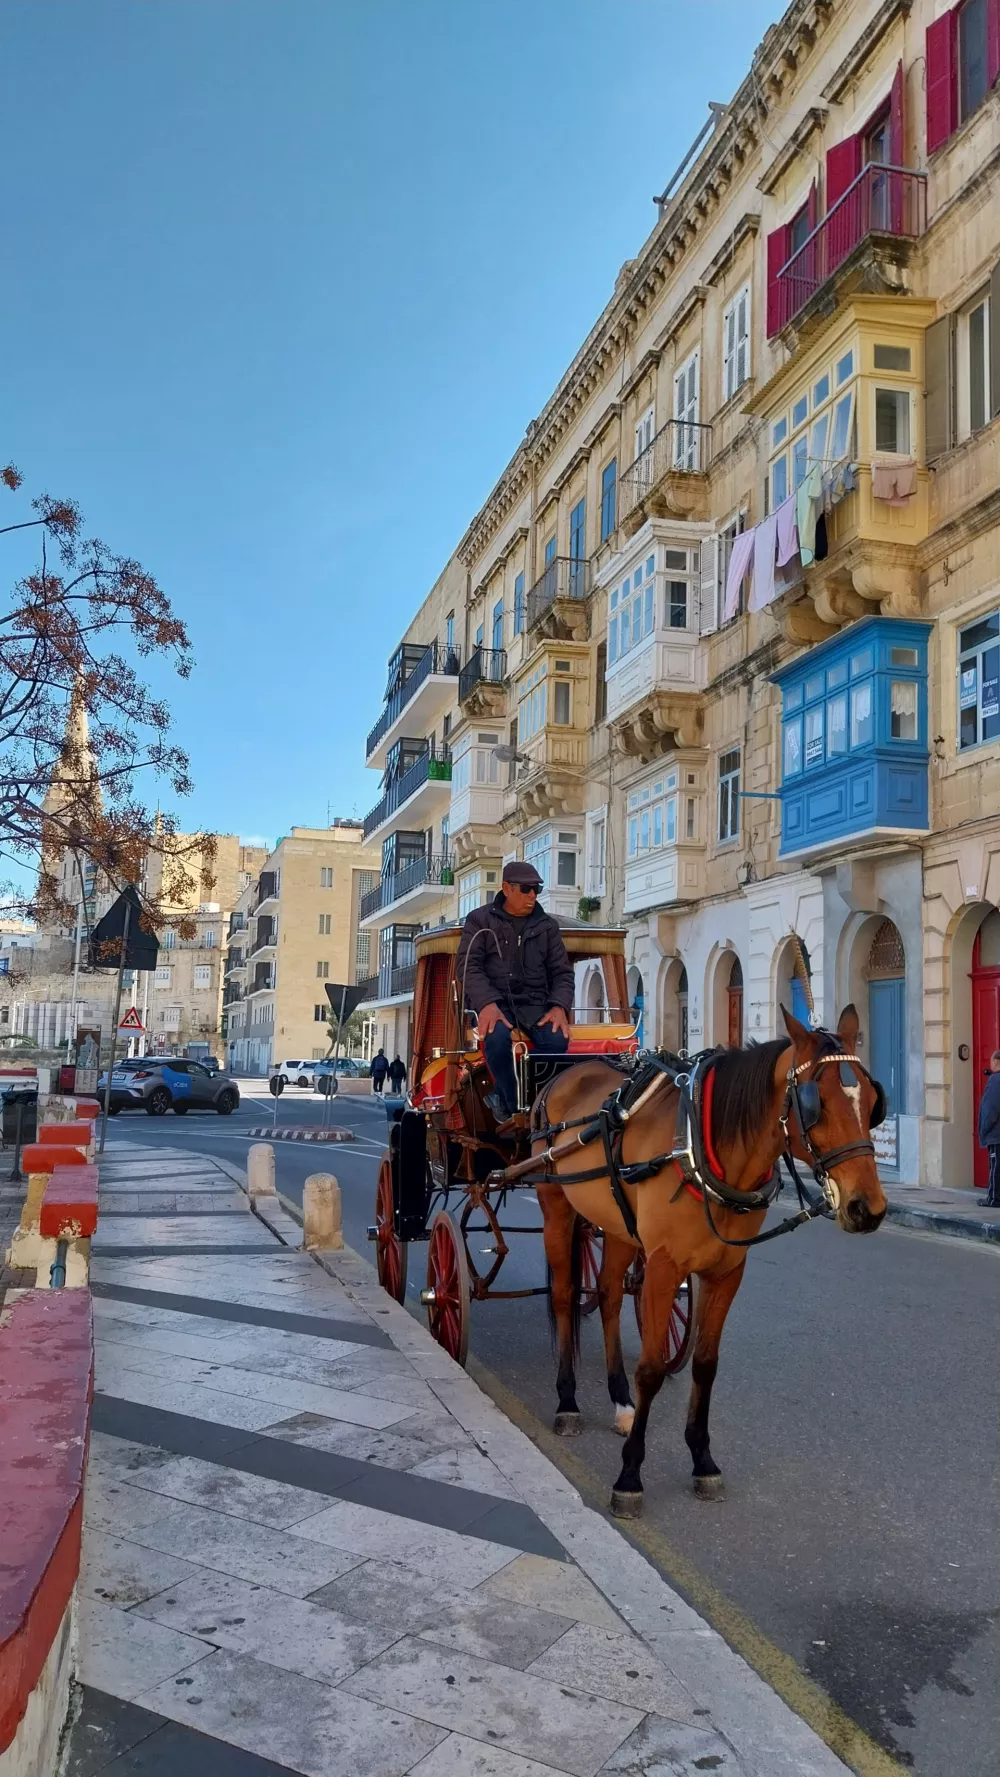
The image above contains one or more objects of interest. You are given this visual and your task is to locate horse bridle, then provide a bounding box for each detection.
[781,1048,884,1211]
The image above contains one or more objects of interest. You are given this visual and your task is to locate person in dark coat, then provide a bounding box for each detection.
[371,1048,389,1094]
[978,1048,1000,1207]
[456,860,573,1123]
[388,1055,407,1095]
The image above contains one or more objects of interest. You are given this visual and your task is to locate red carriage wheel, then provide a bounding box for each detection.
[425,1211,470,1367]
[577,1221,603,1315]
[631,1255,695,1375]
[375,1155,408,1304]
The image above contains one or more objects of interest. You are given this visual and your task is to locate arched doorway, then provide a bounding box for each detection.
[866,918,906,1121]
[972,909,1000,1187]
[627,966,644,1047]
[585,968,606,1022]
[727,956,743,1047]
[677,966,689,1052]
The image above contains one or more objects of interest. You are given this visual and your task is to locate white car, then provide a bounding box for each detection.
[273,1059,315,1088]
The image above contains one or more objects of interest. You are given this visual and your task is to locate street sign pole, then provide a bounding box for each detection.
[99,898,131,1156]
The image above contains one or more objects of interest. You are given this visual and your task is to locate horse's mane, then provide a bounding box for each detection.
[709,1037,789,1152]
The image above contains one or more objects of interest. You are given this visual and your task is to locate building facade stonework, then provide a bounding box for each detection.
[359,0,1000,1189]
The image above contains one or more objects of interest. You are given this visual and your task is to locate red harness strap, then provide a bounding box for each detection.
[685,1062,774,1202]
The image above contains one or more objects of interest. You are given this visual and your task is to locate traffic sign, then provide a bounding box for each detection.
[118,1007,146,1032]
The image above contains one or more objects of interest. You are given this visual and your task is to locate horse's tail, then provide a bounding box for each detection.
[545,1211,584,1362]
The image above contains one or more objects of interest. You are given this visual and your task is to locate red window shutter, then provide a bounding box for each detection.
[890,58,905,164]
[807,179,819,230]
[989,0,1000,89]
[766,224,790,337]
[926,9,958,154]
[826,136,862,209]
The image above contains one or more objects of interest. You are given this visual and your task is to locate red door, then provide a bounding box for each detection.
[972,932,1000,1188]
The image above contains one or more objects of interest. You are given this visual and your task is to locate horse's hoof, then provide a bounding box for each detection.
[614,1406,635,1437]
[693,1473,725,1501]
[610,1487,643,1518]
[554,1411,583,1437]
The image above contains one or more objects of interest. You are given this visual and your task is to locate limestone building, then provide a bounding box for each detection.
[359,0,1000,1189]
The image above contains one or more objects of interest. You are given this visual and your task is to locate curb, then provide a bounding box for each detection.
[884,1200,1000,1245]
[244,1126,355,1143]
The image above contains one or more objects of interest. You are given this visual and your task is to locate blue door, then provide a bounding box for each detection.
[791,975,812,1025]
[869,977,905,1115]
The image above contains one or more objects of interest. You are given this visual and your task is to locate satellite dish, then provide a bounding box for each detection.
[492,743,529,764]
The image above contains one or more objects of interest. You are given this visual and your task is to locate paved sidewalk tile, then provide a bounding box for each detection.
[69,1141,851,1777]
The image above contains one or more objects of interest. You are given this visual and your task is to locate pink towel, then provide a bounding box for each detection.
[722,528,755,622]
[749,513,778,612]
[872,457,917,504]
[775,493,799,567]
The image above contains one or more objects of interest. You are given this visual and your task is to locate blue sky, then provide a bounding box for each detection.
[2,0,783,845]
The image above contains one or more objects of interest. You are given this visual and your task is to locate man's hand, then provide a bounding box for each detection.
[539,1006,570,1038]
[477,1003,512,1039]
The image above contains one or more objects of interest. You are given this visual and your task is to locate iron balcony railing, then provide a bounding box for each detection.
[362,748,452,840]
[255,873,279,909]
[249,965,275,993]
[772,163,927,335]
[458,646,507,703]
[359,853,454,921]
[365,642,461,760]
[355,975,379,1003]
[526,556,593,630]
[227,914,246,936]
[222,983,244,1006]
[250,920,277,954]
[617,418,714,524]
[224,949,246,974]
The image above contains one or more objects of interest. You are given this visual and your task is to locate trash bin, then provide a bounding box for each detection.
[2,1089,37,1148]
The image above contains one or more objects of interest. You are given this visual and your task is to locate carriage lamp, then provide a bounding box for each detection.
[366,1225,378,1241]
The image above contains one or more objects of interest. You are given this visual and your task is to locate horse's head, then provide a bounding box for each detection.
[779,1003,887,1234]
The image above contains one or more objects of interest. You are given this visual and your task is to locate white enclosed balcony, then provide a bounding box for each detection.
[621,761,706,916]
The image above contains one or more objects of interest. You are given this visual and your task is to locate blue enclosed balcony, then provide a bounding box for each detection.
[772,618,930,858]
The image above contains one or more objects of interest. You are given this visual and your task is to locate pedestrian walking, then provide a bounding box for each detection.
[388,1054,407,1096]
[978,1048,1000,1206]
[371,1048,389,1095]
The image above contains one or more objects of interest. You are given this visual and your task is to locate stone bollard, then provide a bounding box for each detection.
[303,1173,344,1251]
[247,1143,276,1198]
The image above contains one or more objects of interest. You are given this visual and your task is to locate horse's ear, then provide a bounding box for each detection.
[837,1003,860,1048]
[780,1003,812,1046]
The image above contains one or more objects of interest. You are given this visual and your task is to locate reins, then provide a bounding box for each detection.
[486,1035,881,1252]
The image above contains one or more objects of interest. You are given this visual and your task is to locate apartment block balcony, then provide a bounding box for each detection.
[365,642,461,769]
[227,914,247,938]
[224,948,246,976]
[362,747,452,842]
[249,964,275,994]
[624,842,706,917]
[255,871,279,910]
[771,165,927,339]
[458,647,508,719]
[618,421,713,536]
[222,982,245,1007]
[250,917,277,954]
[526,558,592,640]
[359,854,455,927]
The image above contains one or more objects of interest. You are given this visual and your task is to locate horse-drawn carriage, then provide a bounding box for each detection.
[370,919,694,1373]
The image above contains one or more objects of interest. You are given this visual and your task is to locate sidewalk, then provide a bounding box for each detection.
[882,1180,1000,1244]
[66,1139,854,1777]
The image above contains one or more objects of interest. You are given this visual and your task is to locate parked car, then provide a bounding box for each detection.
[312,1057,367,1089]
[98,1057,240,1116]
[273,1059,317,1087]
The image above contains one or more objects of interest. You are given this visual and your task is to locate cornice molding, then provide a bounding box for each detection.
[703,212,762,287]
[757,108,828,195]
[653,284,711,355]
[821,0,911,104]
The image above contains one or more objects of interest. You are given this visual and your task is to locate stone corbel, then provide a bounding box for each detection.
[813,581,870,627]
[779,599,838,644]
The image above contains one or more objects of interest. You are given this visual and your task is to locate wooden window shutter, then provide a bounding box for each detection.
[825,136,862,210]
[924,313,955,459]
[890,58,905,165]
[926,8,958,155]
[990,261,1000,416]
[766,225,789,337]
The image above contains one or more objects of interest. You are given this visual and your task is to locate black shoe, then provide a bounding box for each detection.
[485,1090,512,1123]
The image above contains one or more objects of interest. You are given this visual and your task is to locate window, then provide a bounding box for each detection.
[201,929,216,947]
[718,748,740,843]
[595,640,607,723]
[634,405,654,491]
[513,571,525,635]
[851,682,873,747]
[446,611,455,651]
[553,680,571,725]
[723,284,751,402]
[608,553,661,662]
[163,929,176,950]
[569,498,586,561]
[875,387,911,454]
[719,512,749,624]
[959,609,1000,749]
[475,623,484,647]
[668,581,687,628]
[517,662,547,741]
[162,1006,181,1030]
[587,814,606,895]
[492,599,503,652]
[674,354,700,468]
[314,1004,326,1021]
[155,965,171,984]
[318,913,331,935]
[316,960,329,979]
[789,203,811,257]
[355,930,370,974]
[956,292,991,439]
[194,965,212,989]
[544,534,557,566]
[319,866,333,887]
[960,0,988,120]
[890,681,918,739]
[600,460,617,540]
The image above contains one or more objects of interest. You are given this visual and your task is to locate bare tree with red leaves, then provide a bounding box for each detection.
[0,461,215,936]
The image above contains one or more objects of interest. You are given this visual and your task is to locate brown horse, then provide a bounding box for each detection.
[534,1005,887,1513]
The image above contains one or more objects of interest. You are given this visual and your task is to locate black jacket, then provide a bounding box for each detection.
[979,1071,1000,1146]
[456,893,575,1021]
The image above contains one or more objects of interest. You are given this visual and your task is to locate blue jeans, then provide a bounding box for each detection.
[482,1013,569,1113]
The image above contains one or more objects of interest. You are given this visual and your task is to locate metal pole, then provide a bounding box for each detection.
[10,1098,25,1184]
[330,983,347,1130]
[67,856,85,1060]
[99,897,131,1155]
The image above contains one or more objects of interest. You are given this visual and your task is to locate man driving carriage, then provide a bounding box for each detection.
[456,861,575,1126]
